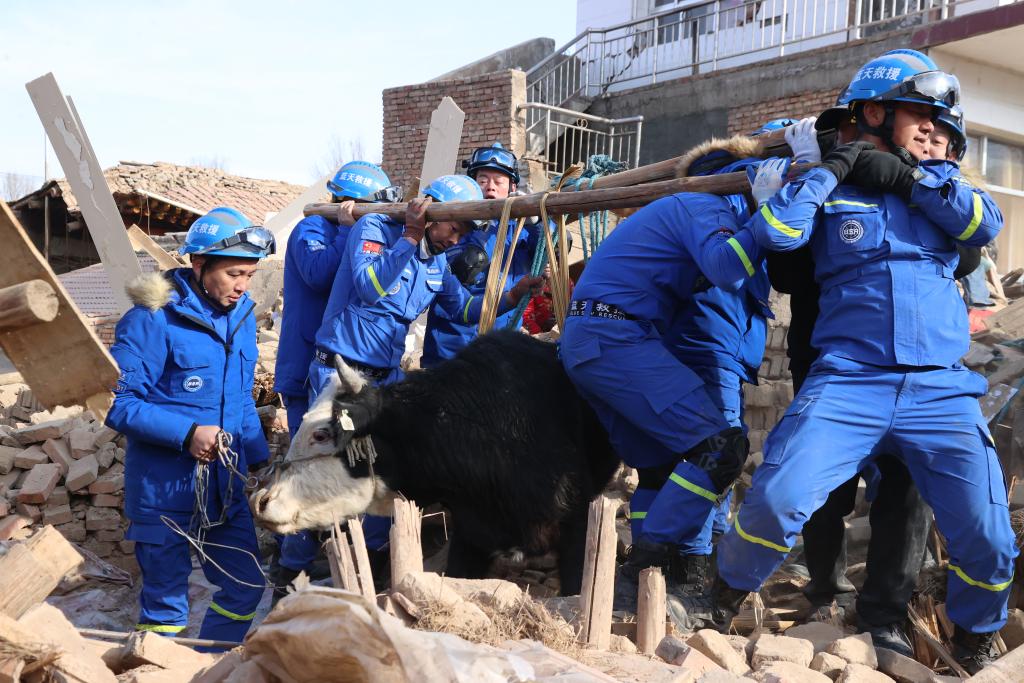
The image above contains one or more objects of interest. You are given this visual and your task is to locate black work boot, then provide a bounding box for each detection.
[668,553,711,599]
[952,625,997,675]
[666,575,749,633]
[859,619,914,658]
[613,540,674,613]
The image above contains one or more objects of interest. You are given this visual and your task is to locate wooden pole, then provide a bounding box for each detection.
[127,225,184,271]
[303,163,815,224]
[0,280,59,331]
[636,567,667,655]
[579,495,620,649]
[390,499,423,591]
[346,518,377,602]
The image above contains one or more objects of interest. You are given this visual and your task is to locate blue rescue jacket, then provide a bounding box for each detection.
[422,218,546,367]
[274,215,350,396]
[313,214,495,371]
[750,160,1003,368]
[106,269,269,527]
[568,192,762,333]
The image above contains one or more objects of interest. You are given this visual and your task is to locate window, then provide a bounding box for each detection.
[656,3,714,44]
[986,138,1024,192]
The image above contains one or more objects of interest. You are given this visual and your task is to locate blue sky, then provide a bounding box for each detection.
[0,1,577,189]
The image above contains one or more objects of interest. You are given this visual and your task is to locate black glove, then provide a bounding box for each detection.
[845,149,920,200]
[818,141,875,184]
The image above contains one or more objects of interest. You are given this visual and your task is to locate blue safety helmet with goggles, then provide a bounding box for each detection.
[816,50,960,133]
[327,161,391,200]
[421,174,487,232]
[462,142,520,185]
[935,105,967,161]
[180,207,275,259]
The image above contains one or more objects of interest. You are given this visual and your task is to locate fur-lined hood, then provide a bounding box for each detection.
[675,135,762,179]
[126,271,176,311]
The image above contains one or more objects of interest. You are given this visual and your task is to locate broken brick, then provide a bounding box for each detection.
[14,501,41,523]
[87,463,124,494]
[42,438,74,475]
[65,453,99,491]
[0,446,17,475]
[14,445,48,470]
[67,426,97,459]
[94,527,125,543]
[13,418,73,445]
[42,503,73,526]
[47,486,69,506]
[0,515,32,540]
[90,493,122,508]
[85,506,121,531]
[55,519,87,543]
[17,463,62,504]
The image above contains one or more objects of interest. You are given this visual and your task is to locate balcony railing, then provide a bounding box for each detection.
[519,103,643,178]
[527,0,1012,107]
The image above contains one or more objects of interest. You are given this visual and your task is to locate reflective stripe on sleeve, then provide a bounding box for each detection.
[367,265,387,297]
[462,296,475,324]
[956,193,983,241]
[629,511,647,520]
[726,237,755,277]
[759,204,802,238]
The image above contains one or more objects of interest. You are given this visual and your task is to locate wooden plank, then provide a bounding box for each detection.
[0,525,83,618]
[0,203,119,416]
[636,567,666,655]
[127,225,183,271]
[390,499,423,591]
[346,517,377,602]
[333,520,359,591]
[579,495,619,649]
[263,176,330,258]
[26,73,141,313]
[0,280,58,331]
[418,97,465,189]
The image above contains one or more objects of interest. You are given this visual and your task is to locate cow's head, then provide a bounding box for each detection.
[251,358,392,533]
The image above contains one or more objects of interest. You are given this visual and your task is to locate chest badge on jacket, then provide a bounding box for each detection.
[840,220,865,244]
[183,375,204,392]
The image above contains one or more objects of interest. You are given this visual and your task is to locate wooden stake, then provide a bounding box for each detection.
[418,97,465,188]
[579,495,620,649]
[346,517,377,602]
[328,520,359,592]
[390,499,423,591]
[636,567,666,655]
[303,163,815,224]
[0,280,58,331]
[127,225,184,271]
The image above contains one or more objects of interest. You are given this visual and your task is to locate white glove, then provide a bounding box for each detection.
[785,117,821,164]
[747,157,792,206]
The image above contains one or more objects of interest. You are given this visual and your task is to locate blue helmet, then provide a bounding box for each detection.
[179,206,275,259]
[422,174,484,203]
[327,161,391,200]
[936,104,967,161]
[817,49,960,131]
[750,118,798,137]
[463,142,520,184]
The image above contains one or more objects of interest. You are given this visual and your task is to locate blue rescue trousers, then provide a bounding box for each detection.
[718,356,1017,632]
[561,316,732,556]
[132,504,264,647]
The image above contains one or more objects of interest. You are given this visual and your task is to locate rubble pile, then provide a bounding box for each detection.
[0,384,135,575]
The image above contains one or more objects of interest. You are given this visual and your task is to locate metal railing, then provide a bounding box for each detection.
[527,0,1010,106]
[519,103,643,176]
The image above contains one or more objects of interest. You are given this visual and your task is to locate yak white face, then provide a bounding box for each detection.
[250,362,393,534]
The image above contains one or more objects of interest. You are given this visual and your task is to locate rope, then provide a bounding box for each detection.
[477,197,515,335]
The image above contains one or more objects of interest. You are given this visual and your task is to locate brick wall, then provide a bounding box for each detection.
[382,70,527,192]
[89,316,120,347]
[727,87,843,137]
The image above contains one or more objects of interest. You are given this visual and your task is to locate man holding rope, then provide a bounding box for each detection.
[105,207,274,648]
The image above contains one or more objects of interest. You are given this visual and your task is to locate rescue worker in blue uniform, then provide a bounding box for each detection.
[308,175,541,556]
[776,105,982,657]
[625,119,802,597]
[271,161,399,599]
[559,152,792,608]
[106,207,274,647]
[671,50,1014,673]
[421,143,547,367]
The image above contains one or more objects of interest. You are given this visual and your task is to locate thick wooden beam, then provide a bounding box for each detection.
[0,280,59,332]
[636,567,666,655]
[26,74,141,313]
[304,163,815,224]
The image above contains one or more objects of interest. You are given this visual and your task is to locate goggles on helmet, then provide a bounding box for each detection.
[463,146,518,174]
[876,70,960,109]
[366,185,404,203]
[194,226,276,256]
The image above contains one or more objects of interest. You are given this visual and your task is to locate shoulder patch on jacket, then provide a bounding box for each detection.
[126,272,173,311]
[361,241,383,255]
